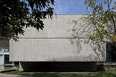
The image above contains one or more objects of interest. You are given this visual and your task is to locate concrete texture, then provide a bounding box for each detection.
[10,15,106,62]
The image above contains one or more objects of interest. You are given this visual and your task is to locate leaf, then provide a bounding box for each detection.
[113,35,116,42]
[72,20,78,25]
[101,28,103,31]
[98,21,102,25]
[108,25,113,28]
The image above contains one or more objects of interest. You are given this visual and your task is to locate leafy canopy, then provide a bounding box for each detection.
[0,0,54,40]
[71,0,116,45]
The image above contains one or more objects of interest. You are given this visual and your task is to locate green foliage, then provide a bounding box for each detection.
[2,70,116,77]
[0,0,54,40]
[84,0,116,43]
[105,65,111,69]
[71,0,116,46]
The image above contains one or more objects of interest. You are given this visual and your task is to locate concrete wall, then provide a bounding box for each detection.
[10,15,106,62]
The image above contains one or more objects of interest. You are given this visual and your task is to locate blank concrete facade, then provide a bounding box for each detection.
[9,15,106,71]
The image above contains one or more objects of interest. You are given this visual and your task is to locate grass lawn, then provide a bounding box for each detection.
[1,70,116,77]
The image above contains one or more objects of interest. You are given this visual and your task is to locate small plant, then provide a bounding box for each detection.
[105,65,111,69]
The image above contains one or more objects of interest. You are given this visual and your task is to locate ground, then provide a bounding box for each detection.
[1,70,116,77]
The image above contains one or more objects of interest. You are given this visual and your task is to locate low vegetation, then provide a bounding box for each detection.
[2,70,116,77]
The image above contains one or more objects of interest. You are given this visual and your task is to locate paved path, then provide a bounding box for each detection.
[0,73,32,77]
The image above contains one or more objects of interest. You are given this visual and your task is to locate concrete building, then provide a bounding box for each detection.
[0,39,14,71]
[1,15,106,71]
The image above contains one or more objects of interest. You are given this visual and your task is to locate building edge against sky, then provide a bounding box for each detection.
[9,15,106,71]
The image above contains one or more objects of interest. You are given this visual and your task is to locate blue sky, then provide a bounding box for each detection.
[53,0,116,14]
[53,0,88,14]
[26,0,115,14]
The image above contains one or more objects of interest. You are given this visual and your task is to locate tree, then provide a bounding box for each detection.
[71,0,116,45]
[84,0,116,43]
[0,0,54,40]
[70,0,116,61]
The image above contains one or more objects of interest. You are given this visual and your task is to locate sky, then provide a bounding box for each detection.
[53,0,116,14]
[53,0,88,14]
